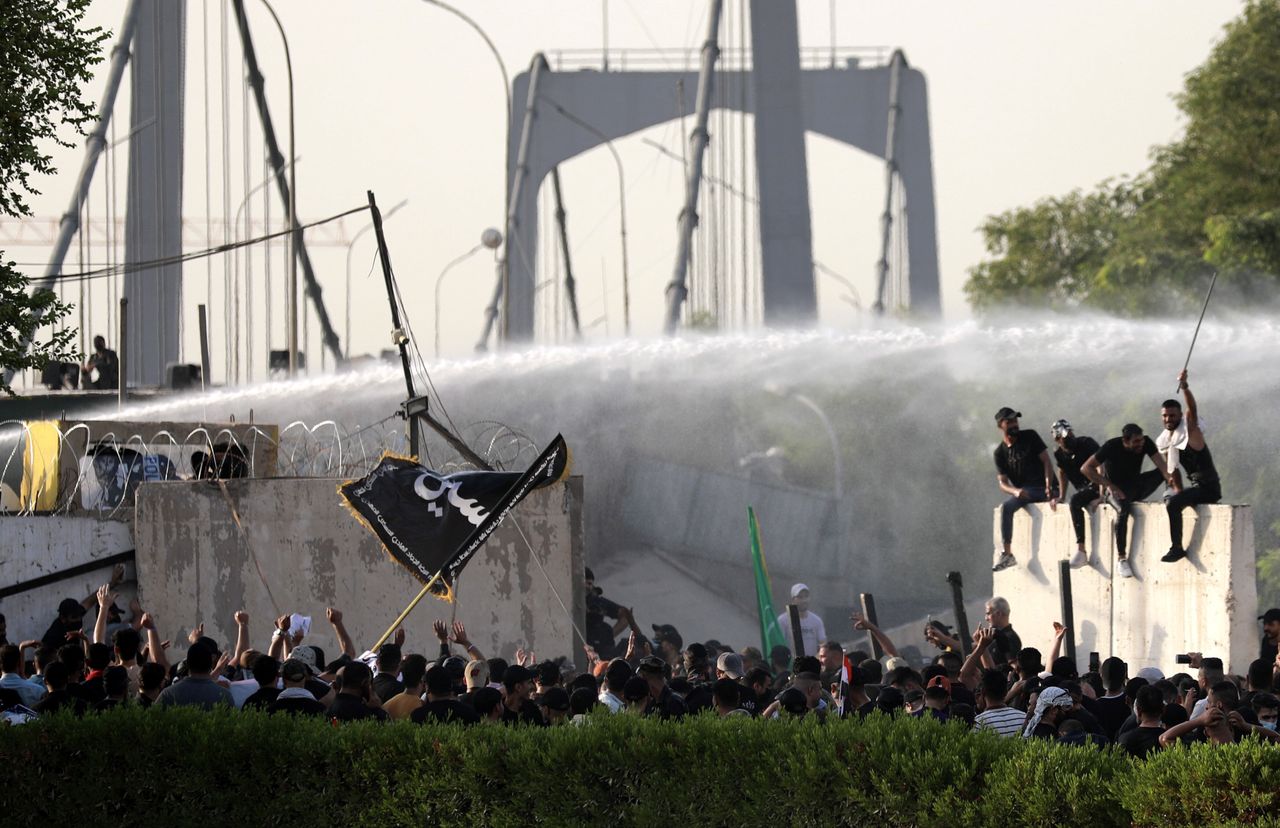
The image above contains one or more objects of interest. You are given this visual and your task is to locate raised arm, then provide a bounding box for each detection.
[1047,622,1067,667]
[326,608,356,658]
[851,613,898,657]
[959,627,994,690]
[1178,369,1205,448]
[93,584,115,645]
[450,622,484,662]
[231,611,250,666]
[1160,712,1207,747]
[268,615,290,661]
[140,612,169,671]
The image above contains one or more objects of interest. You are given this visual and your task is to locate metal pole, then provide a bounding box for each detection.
[368,191,418,456]
[231,0,344,368]
[859,593,883,660]
[945,571,971,657]
[118,298,128,411]
[787,603,805,657]
[873,50,906,315]
[550,168,582,339]
[347,199,408,359]
[664,0,725,334]
[3,0,140,386]
[1058,560,1077,668]
[1179,269,1219,390]
[435,244,485,358]
[197,304,211,390]
[791,393,843,500]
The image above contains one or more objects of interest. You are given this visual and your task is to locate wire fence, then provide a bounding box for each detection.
[0,417,543,518]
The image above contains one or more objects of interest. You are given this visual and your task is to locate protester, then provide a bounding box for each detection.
[1081,423,1177,578]
[156,644,233,710]
[1118,685,1167,758]
[412,665,480,725]
[637,655,687,719]
[1050,419,1102,568]
[973,668,1025,737]
[777,584,826,657]
[501,664,546,726]
[240,655,282,711]
[991,407,1057,572]
[327,663,387,722]
[267,659,327,716]
[1158,370,1221,563]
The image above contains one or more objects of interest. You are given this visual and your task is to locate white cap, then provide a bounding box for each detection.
[790,583,810,598]
[1136,666,1165,683]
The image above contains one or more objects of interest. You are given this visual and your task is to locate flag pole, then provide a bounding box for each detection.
[369,571,444,653]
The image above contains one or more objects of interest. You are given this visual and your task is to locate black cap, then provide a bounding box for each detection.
[994,407,1022,422]
[58,598,86,618]
[652,623,683,649]
[1260,608,1280,624]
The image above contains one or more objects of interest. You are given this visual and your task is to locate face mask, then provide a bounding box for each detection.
[1263,721,1277,731]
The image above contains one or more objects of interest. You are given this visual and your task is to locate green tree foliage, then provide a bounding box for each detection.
[0,0,108,392]
[965,0,1280,315]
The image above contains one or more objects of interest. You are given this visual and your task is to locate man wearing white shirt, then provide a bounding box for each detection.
[777,583,826,657]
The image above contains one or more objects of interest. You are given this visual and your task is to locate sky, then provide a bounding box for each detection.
[11,0,1245,386]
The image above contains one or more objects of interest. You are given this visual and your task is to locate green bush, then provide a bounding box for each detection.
[2,708,1279,826]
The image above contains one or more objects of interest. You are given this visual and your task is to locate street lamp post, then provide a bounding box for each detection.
[436,228,503,358]
[255,0,298,376]
[345,198,408,358]
[764,383,847,565]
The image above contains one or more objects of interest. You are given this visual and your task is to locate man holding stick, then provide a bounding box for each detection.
[1158,369,1221,563]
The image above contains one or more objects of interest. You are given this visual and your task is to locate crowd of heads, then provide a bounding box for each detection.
[4,570,1279,759]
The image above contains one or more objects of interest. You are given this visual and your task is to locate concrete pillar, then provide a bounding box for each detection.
[124,0,185,385]
[748,0,816,326]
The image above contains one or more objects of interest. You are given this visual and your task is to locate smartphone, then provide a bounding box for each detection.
[1175,653,1192,665]
[1088,651,1100,673]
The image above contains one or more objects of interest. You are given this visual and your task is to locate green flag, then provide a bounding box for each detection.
[749,507,786,656]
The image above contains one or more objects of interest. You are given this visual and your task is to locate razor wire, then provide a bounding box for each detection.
[0,415,537,517]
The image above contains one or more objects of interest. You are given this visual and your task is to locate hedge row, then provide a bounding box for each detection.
[3,709,1280,827]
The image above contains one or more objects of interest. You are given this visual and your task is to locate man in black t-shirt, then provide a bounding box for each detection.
[991,407,1058,572]
[1082,423,1175,578]
[412,665,480,725]
[1157,370,1222,564]
[1050,419,1101,569]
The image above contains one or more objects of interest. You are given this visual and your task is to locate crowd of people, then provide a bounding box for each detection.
[993,369,1220,578]
[4,562,1280,761]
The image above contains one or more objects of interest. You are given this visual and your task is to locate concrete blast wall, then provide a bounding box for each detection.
[133,477,585,667]
[993,503,1256,675]
[0,517,134,641]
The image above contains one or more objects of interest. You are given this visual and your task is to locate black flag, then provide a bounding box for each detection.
[339,434,569,602]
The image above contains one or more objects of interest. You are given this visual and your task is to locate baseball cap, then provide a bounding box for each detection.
[464,659,489,689]
[58,598,87,618]
[790,583,810,598]
[1260,608,1280,624]
[289,645,322,676]
[637,655,667,675]
[994,406,1022,422]
[1050,419,1072,439]
[716,652,745,679]
[926,675,952,696]
[280,659,309,682]
[651,624,683,650]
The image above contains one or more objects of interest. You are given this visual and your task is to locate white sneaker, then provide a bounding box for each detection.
[1117,558,1134,579]
[1069,549,1087,569]
[993,552,1017,572]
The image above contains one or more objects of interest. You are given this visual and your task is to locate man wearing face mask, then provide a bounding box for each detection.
[991,407,1058,572]
[1050,419,1102,569]
[1251,692,1279,733]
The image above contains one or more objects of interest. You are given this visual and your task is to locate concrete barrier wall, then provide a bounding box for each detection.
[993,502,1257,675]
[133,477,585,668]
[0,517,135,642]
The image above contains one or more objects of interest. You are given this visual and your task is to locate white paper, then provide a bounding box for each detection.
[289,613,312,638]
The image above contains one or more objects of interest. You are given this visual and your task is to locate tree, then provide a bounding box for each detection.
[0,0,109,393]
[965,0,1280,315]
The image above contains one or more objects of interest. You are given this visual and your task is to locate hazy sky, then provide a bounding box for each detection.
[15,0,1244,384]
